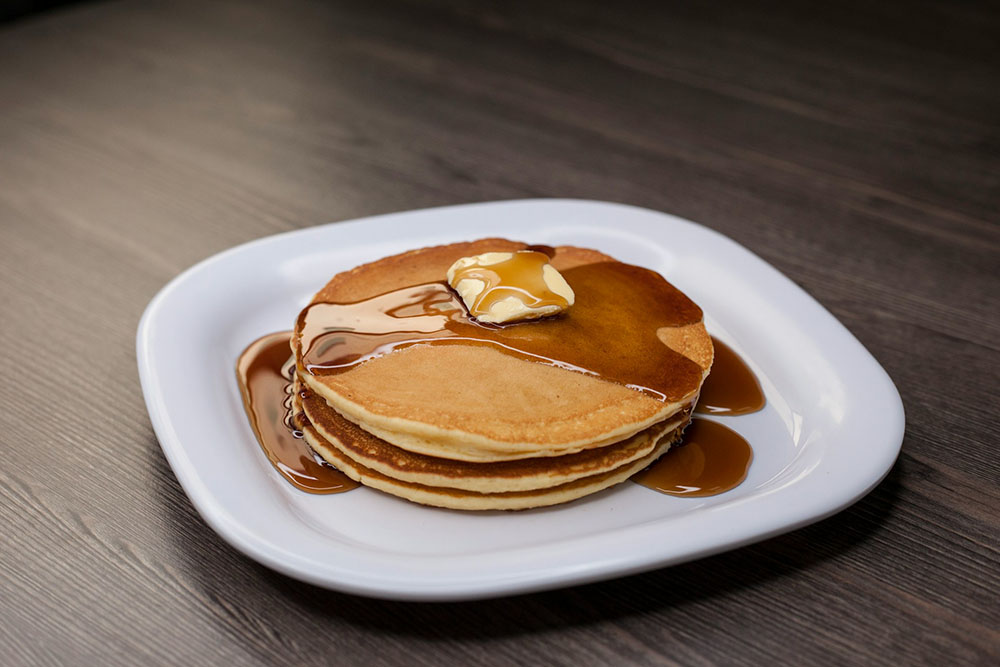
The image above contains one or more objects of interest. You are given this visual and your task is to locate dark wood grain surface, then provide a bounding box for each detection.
[1,0,998,664]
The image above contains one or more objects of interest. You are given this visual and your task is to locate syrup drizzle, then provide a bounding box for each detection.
[695,337,766,415]
[236,332,359,494]
[634,336,763,496]
[296,261,705,403]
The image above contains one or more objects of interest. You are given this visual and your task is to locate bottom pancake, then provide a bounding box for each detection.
[295,399,687,511]
[299,382,690,493]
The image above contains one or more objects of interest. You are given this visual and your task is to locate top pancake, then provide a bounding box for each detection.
[293,239,713,461]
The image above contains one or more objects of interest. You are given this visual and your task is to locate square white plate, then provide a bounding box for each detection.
[137,199,904,601]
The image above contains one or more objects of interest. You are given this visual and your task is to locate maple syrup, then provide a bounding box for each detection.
[695,337,765,415]
[236,332,359,494]
[632,419,753,497]
[297,261,705,403]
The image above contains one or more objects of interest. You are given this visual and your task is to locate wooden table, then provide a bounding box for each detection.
[2,1,997,664]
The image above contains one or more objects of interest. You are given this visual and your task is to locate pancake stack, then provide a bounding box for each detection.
[290,239,713,510]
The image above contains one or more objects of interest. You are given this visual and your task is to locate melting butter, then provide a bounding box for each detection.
[446,250,574,323]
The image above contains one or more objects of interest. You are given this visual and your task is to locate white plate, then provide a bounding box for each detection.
[137,199,904,601]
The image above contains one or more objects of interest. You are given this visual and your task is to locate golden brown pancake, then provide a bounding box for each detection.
[295,396,687,511]
[298,380,691,493]
[293,240,712,461]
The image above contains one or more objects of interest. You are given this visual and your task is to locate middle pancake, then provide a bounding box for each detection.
[299,380,690,494]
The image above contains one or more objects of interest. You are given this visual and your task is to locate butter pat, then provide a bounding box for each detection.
[446,250,575,324]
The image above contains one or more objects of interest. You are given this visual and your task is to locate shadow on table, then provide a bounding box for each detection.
[149,437,902,646]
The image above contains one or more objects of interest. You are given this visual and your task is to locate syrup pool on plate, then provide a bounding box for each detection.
[236,332,358,494]
[634,336,762,497]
